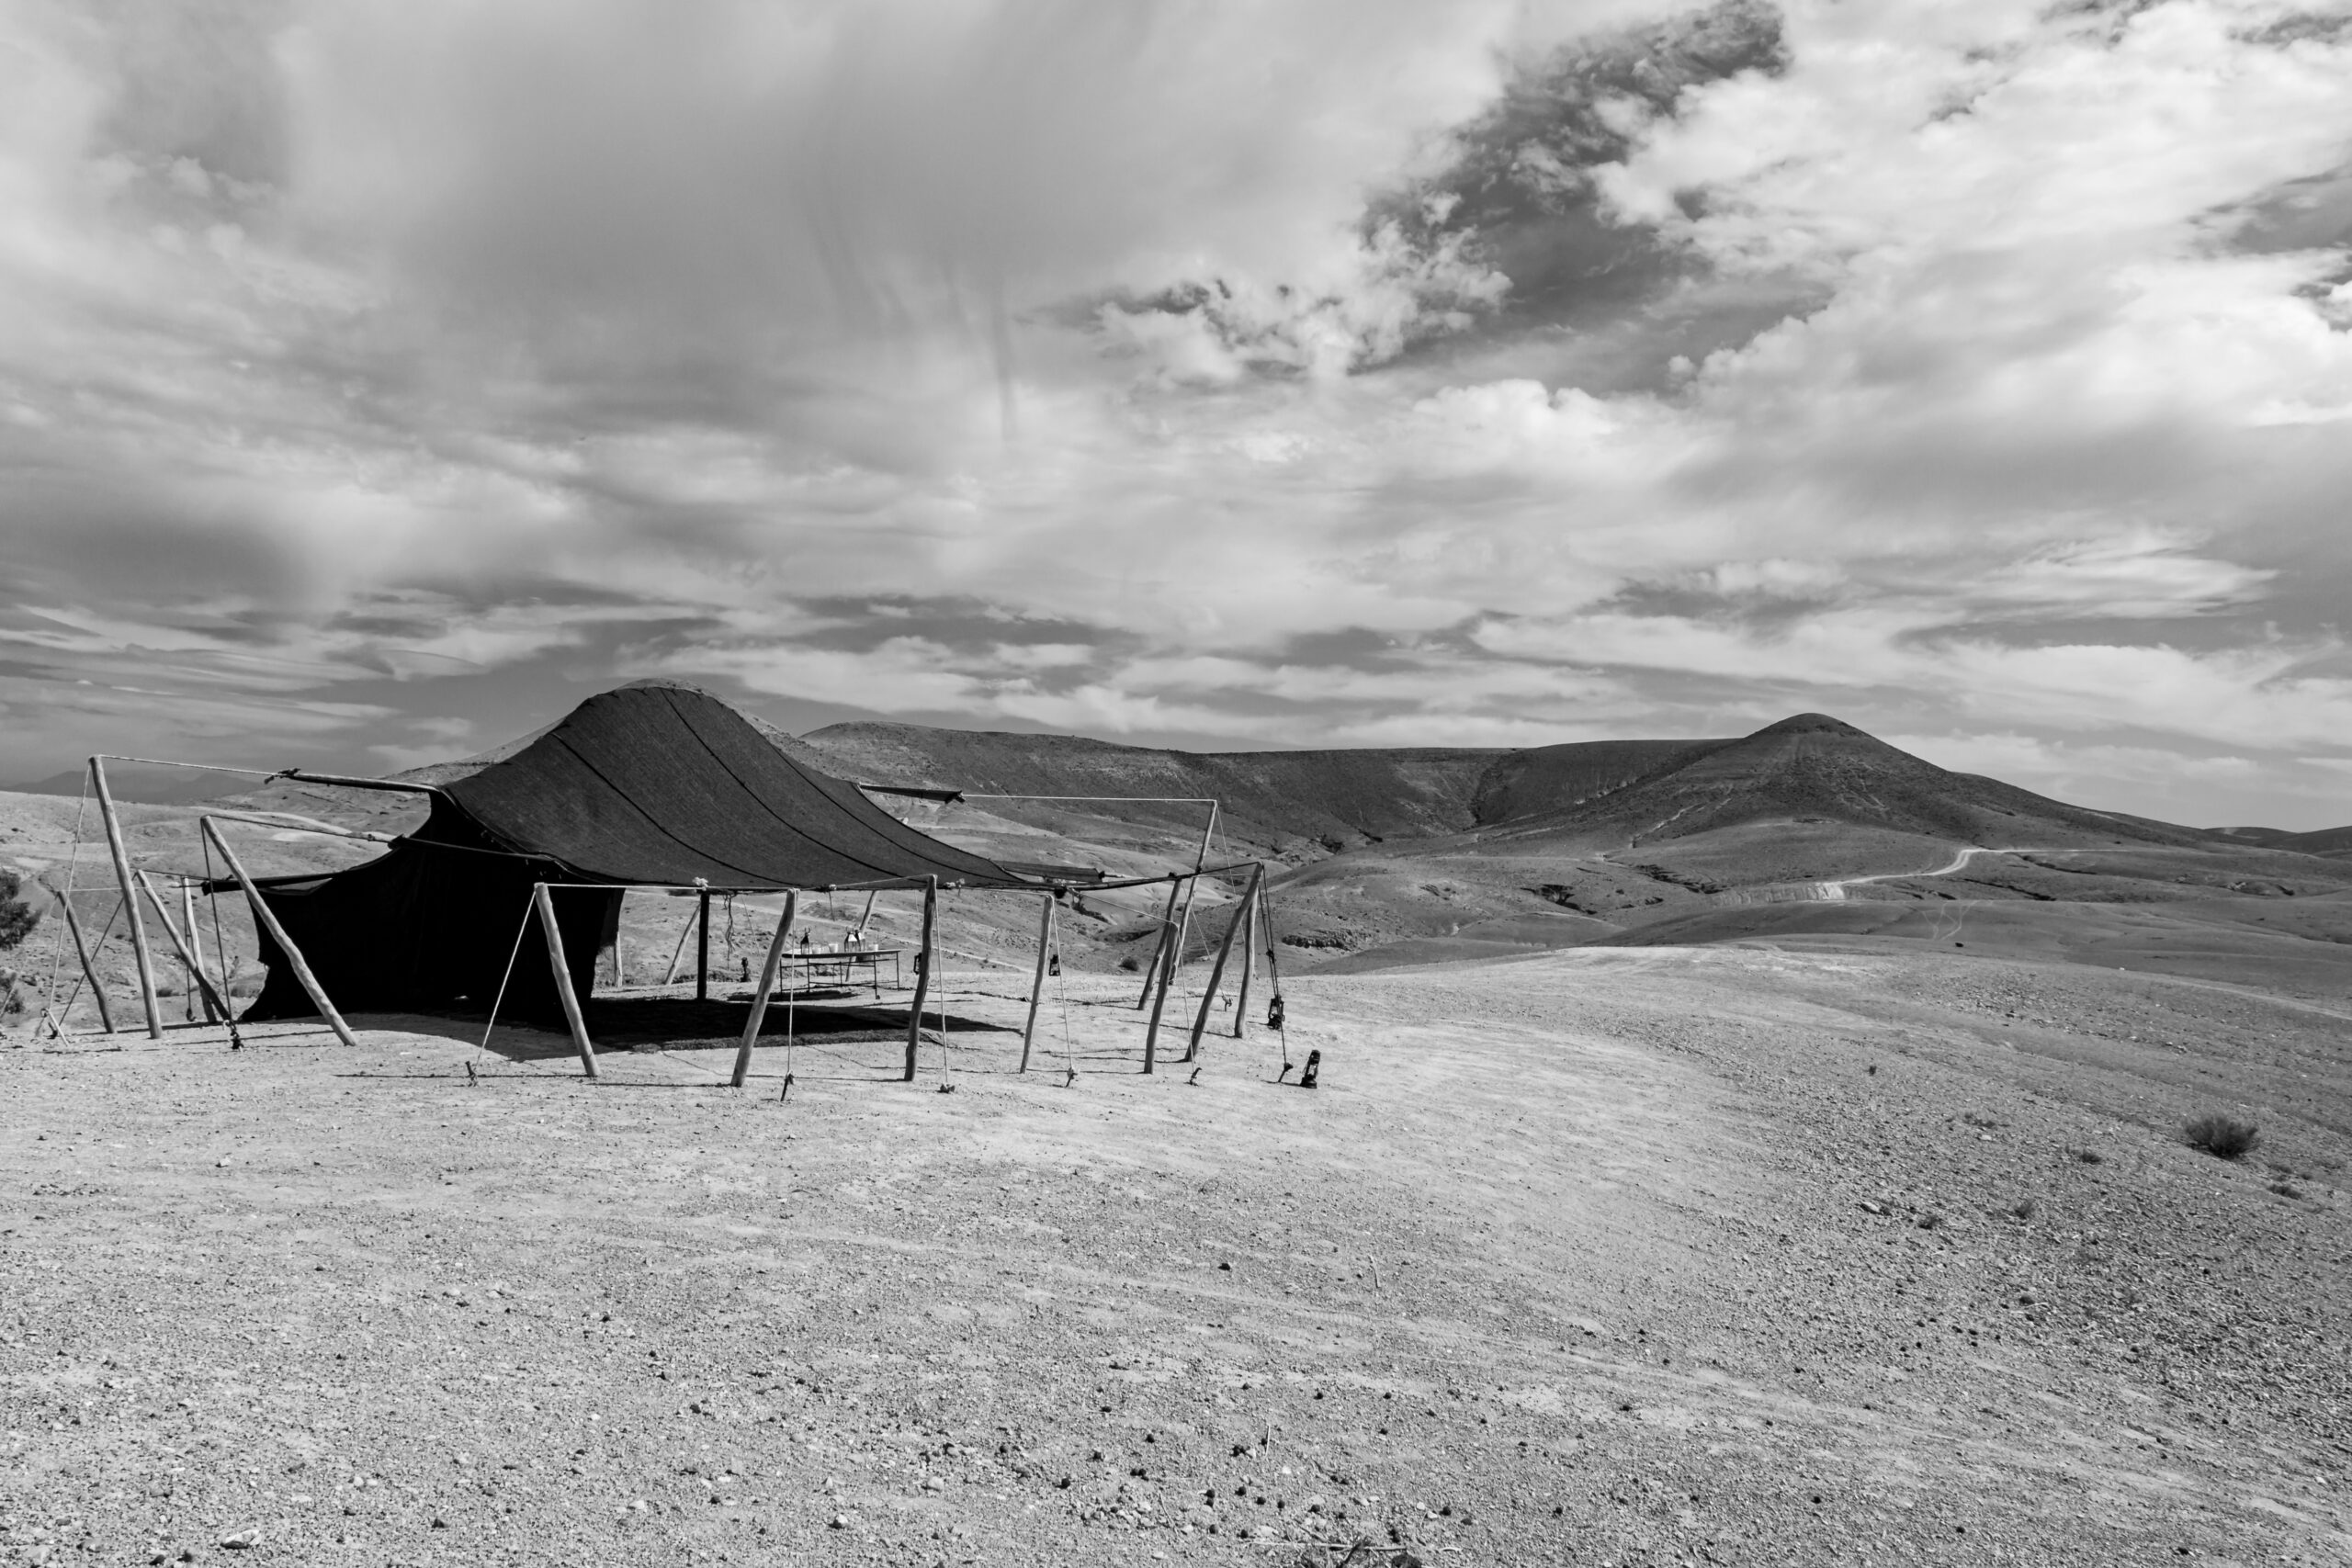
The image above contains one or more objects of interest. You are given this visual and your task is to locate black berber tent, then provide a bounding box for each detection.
[237,683,1034,1021]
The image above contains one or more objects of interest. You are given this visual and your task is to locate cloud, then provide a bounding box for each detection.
[3,0,2352,831]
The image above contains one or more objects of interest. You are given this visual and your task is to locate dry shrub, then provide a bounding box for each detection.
[2184,1114,2260,1161]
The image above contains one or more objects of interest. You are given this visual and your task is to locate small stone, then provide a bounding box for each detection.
[829,1514,850,1530]
[218,1531,258,1551]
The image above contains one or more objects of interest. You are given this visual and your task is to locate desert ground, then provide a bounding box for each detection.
[6,938,2347,1566]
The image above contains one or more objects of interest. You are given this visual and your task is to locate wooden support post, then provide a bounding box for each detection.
[91,758,163,1040]
[1186,863,1262,1063]
[696,890,711,1002]
[1141,888,1182,1075]
[1169,804,1216,985]
[662,906,694,987]
[1018,894,1055,1073]
[58,895,115,1034]
[534,882,598,1078]
[1133,878,1181,1009]
[854,889,877,940]
[1231,887,1254,1039]
[201,818,359,1048]
[179,879,219,1023]
[135,873,232,1025]
[732,892,797,1088]
[902,877,936,1082]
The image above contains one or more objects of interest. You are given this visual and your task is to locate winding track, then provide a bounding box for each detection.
[1812,843,2027,901]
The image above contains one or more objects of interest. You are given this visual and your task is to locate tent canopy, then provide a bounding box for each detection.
[417,682,1026,890]
[238,684,1034,1021]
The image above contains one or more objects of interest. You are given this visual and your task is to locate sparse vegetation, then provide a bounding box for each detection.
[2007,1197,2039,1223]
[2068,1147,2105,1165]
[2270,1181,2302,1201]
[2184,1114,2260,1161]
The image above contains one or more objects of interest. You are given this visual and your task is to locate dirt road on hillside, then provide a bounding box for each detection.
[1815,844,2024,899]
[3,950,2346,1566]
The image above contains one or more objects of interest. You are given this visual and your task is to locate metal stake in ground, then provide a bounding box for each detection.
[903,877,937,1082]
[733,891,797,1089]
[90,757,164,1040]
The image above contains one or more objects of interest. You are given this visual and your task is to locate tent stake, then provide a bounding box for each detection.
[135,873,232,1025]
[1186,863,1261,1063]
[1141,887,1182,1074]
[903,876,937,1082]
[57,895,115,1034]
[201,817,358,1048]
[732,891,797,1088]
[1018,894,1054,1073]
[696,890,711,1002]
[90,758,164,1040]
[534,883,598,1078]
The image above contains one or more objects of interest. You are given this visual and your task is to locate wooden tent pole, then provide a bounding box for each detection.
[57,895,116,1034]
[732,891,797,1088]
[1231,885,1254,1039]
[695,890,711,1002]
[179,879,219,1023]
[200,818,358,1048]
[662,906,694,986]
[534,882,598,1078]
[135,873,232,1025]
[1018,893,1055,1073]
[1141,884,1183,1075]
[90,758,163,1040]
[1185,863,1261,1063]
[1132,879,1180,1009]
[903,877,937,1082]
[854,889,877,939]
[1168,803,1217,988]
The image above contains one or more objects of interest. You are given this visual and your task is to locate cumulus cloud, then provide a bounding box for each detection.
[4,0,2352,829]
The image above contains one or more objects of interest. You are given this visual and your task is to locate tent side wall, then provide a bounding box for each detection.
[240,846,616,1021]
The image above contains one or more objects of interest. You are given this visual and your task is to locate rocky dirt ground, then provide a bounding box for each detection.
[3,945,2347,1567]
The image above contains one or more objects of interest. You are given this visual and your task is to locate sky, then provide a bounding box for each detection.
[4,0,2352,828]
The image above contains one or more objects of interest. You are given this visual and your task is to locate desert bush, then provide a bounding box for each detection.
[2184,1114,2259,1161]
[2068,1147,2105,1165]
[0,871,39,951]
[2007,1197,2039,1223]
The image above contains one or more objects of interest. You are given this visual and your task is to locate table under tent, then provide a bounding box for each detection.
[114,682,1285,1081]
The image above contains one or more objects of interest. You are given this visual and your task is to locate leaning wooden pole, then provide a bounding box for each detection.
[1185,863,1262,1063]
[533,882,598,1079]
[1132,878,1181,1009]
[1141,886,1184,1075]
[135,873,232,1025]
[1018,893,1056,1073]
[1230,887,1254,1040]
[732,892,797,1088]
[180,878,220,1023]
[90,758,164,1039]
[1169,803,1218,986]
[57,895,116,1034]
[200,817,358,1048]
[903,877,937,1082]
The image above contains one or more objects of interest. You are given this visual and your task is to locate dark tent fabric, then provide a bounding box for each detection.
[239,684,1032,1022]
